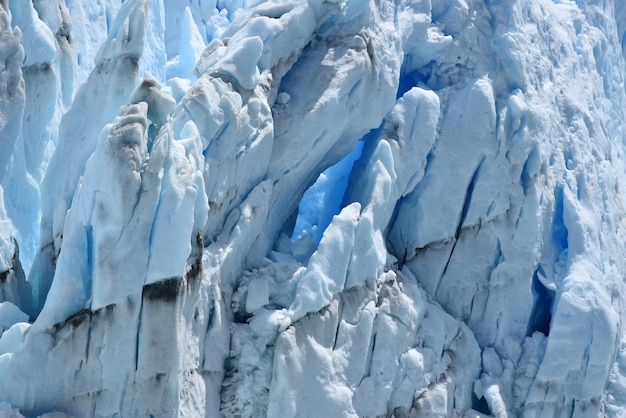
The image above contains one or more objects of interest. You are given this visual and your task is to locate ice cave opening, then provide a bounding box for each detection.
[291,140,365,243]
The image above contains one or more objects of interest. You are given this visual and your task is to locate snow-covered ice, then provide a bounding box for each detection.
[1,0,626,416]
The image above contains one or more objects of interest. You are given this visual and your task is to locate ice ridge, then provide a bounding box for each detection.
[1,0,626,417]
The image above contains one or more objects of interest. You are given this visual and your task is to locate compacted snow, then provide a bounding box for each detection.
[1,0,626,416]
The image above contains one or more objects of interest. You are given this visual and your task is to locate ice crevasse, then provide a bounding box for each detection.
[1,0,626,416]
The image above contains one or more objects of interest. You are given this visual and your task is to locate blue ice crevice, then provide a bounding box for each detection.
[527,185,568,337]
[291,140,365,243]
[526,267,555,336]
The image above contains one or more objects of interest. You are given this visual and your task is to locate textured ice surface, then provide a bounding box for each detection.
[2,0,626,417]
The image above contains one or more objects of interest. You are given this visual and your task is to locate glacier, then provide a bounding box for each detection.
[0,0,626,416]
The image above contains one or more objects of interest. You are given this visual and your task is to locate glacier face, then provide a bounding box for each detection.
[1,0,626,416]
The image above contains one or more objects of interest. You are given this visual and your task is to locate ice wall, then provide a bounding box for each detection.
[1,0,626,417]
[0,0,31,317]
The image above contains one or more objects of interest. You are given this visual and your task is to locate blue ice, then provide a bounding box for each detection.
[291,141,364,243]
